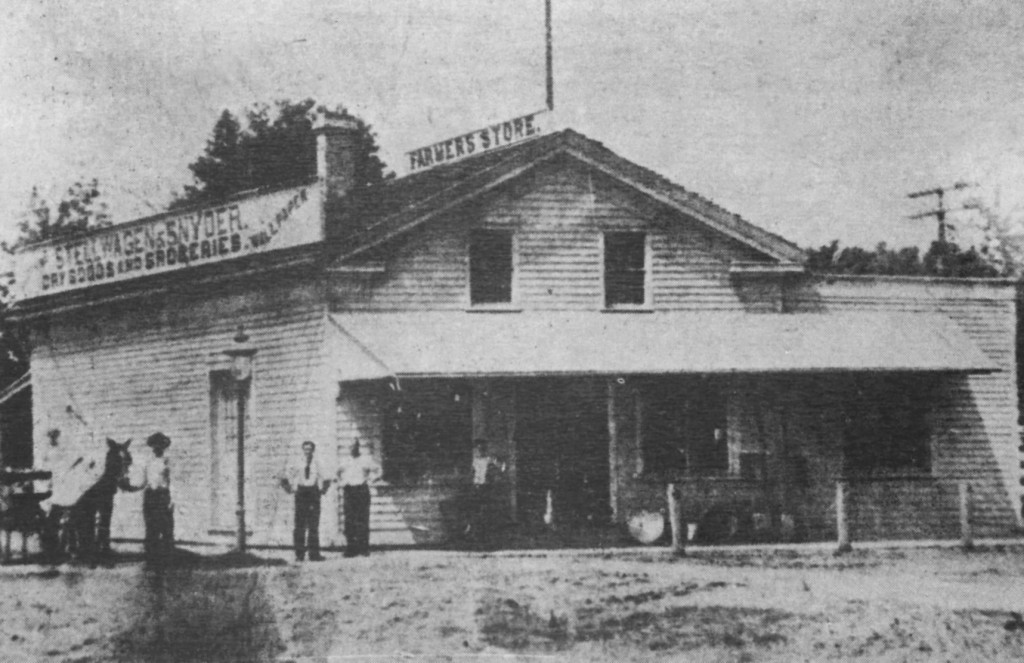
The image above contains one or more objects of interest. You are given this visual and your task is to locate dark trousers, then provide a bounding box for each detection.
[143,488,174,559]
[44,505,74,558]
[293,487,321,559]
[96,494,114,553]
[41,507,66,560]
[467,484,496,549]
[343,484,370,556]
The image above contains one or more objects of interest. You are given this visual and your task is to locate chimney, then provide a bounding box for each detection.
[313,110,361,211]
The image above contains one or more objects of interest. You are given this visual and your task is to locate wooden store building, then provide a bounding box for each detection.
[9,112,1023,550]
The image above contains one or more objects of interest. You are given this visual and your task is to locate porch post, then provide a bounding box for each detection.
[667,482,685,556]
[959,481,974,551]
[836,480,852,554]
[607,379,619,522]
[506,383,518,522]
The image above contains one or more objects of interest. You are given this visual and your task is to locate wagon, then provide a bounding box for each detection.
[0,469,51,563]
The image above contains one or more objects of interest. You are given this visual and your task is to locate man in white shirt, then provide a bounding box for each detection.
[139,432,173,561]
[337,439,380,557]
[280,441,331,561]
[467,438,504,549]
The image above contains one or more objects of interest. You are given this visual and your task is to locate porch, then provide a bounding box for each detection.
[335,370,1010,548]
[326,309,1008,547]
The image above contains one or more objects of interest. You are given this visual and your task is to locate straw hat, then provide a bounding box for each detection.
[146,432,171,450]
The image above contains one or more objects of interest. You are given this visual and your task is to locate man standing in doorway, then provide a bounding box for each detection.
[467,438,505,549]
[280,441,331,562]
[338,439,379,557]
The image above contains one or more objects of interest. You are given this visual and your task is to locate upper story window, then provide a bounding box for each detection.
[469,229,513,305]
[604,231,648,308]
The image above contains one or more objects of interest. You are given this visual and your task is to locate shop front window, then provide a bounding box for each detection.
[383,380,472,484]
[642,378,727,477]
[842,374,933,475]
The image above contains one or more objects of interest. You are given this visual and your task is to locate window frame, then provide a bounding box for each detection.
[841,374,934,477]
[601,230,652,310]
[467,228,518,310]
[639,378,729,479]
[381,379,473,485]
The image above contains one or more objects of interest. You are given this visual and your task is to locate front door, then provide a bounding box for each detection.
[209,371,250,532]
[515,378,609,529]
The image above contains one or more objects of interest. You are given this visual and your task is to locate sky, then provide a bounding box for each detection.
[2,0,1024,256]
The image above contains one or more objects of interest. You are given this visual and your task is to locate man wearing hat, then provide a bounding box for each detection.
[280,440,331,561]
[139,432,174,559]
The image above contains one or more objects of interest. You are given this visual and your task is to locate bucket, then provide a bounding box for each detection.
[627,511,665,545]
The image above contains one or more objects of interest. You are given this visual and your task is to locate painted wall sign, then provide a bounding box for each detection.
[13,183,322,300]
[405,110,546,173]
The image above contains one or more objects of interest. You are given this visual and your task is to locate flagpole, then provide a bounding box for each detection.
[546,0,554,111]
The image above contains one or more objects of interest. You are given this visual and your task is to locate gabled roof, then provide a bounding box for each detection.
[331,129,805,265]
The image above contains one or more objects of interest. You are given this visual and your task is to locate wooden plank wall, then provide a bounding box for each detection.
[793,276,1021,535]
[330,162,774,313]
[335,382,462,547]
[616,366,1015,542]
[30,277,328,548]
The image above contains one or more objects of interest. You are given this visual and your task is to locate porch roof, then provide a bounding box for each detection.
[327,311,998,380]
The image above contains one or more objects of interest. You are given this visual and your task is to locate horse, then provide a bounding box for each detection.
[49,438,133,563]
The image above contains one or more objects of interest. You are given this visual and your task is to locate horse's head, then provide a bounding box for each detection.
[105,437,133,489]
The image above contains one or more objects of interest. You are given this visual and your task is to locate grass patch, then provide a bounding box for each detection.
[477,596,572,652]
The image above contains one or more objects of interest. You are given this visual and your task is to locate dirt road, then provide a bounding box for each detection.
[1,544,1023,662]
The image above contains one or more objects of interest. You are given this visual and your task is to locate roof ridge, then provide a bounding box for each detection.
[346,132,571,243]
[558,133,802,260]
[332,126,804,264]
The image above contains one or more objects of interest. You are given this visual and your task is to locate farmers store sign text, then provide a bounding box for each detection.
[405,111,545,173]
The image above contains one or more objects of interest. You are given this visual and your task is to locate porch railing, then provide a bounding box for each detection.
[836,477,977,552]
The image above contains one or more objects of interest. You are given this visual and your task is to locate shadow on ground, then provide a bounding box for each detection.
[475,580,793,655]
[10,546,289,570]
[109,562,286,662]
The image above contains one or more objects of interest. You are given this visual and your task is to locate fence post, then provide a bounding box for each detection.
[667,482,685,556]
[959,481,974,551]
[836,480,852,554]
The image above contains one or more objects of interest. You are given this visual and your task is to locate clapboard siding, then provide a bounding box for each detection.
[794,277,1021,535]
[331,164,775,313]
[31,277,329,547]
[618,363,1019,541]
[334,385,456,546]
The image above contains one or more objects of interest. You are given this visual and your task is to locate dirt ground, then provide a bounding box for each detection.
[1,542,1023,662]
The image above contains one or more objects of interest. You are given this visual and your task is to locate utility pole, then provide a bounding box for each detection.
[907,182,975,244]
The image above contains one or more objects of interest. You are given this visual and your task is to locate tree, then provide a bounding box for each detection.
[171,98,391,211]
[805,239,1000,278]
[10,179,111,248]
[953,197,1024,279]
[0,179,113,386]
[2,178,113,308]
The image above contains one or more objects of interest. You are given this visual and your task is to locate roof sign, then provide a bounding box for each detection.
[12,183,322,301]
[406,110,546,174]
